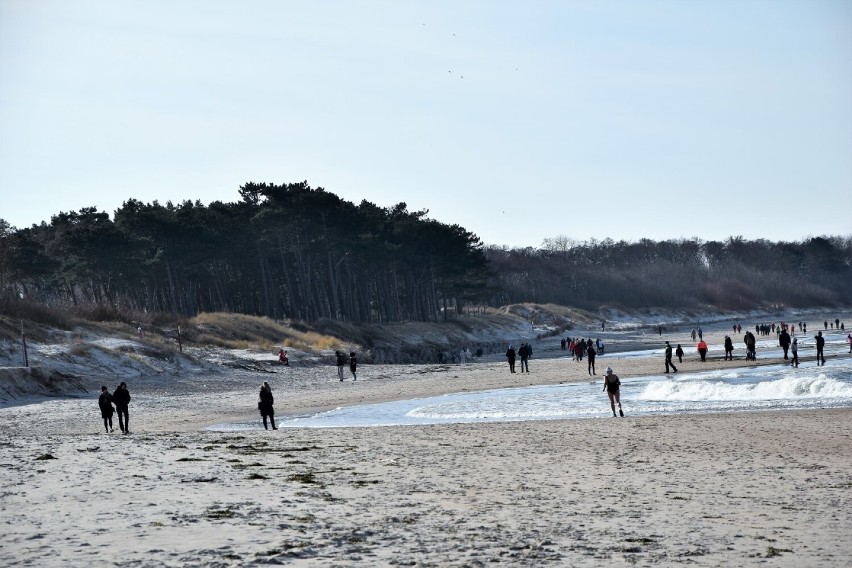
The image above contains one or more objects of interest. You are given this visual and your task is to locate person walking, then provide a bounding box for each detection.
[698,327,703,340]
[112,382,131,434]
[519,343,530,373]
[779,328,791,360]
[790,338,799,367]
[98,386,115,433]
[847,333,851,353]
[675,344,684,364]
[349,352,357,380]
[664,341,678,373]
[697,339,709,362]
[505,345,516,373]
[691,329,696,342]
[815,331,826,366]
[336,351,346,381]
[603,367,624,417]
[723,336,732,361]
[742,331,753,360]
[258,381,276,430]
[587,343,597,375]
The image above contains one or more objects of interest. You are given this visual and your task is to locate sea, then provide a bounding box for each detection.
[208,358,852,431]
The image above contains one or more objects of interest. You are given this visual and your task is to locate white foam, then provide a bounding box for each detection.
[638,374,852,402]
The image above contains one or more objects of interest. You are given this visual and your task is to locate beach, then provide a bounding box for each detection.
[2,316,851,566]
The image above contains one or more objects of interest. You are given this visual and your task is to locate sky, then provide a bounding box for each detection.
[1,0,851,247]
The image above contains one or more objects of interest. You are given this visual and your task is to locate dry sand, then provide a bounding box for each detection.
[2,316,851,566]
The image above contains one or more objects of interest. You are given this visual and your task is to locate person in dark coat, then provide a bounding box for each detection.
[587,344,596,375]
[723,336,733,361]
[258,381,276,430]
[675,344,684,364]
[519,343,530,373]
[98,386,115,433]
[815,331,826,366]
[779,329,791,360]
[505,345,516,373]
[664,341,678,373]
[112,382,131,434]
[349,352,357,381]
[336,351,346,381]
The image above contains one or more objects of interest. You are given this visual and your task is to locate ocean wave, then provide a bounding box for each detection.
[638,374,852,402]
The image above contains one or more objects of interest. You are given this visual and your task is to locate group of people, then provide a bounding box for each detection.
[504,343,533,373]
[336,351,358,381]
[669,320,841,369]
[97,382,131,434]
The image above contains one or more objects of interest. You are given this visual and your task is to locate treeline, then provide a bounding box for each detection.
[2,183,850,327]
[0,182,491,323]
[486,235,852,311]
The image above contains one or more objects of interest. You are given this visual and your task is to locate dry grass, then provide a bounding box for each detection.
[190,313,343,352]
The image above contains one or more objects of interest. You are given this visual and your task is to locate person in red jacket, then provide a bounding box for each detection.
[697,339,708,362]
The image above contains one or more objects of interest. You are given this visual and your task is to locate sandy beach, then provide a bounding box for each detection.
[2,315,851,566]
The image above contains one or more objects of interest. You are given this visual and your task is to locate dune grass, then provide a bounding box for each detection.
[190,312,344,352]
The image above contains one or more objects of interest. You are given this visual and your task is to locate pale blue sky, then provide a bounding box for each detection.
[1,0,850,246]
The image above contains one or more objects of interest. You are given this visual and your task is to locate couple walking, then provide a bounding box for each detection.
[97,382,131,434]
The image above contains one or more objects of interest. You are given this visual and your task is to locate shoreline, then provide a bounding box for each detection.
[2,313,851,565]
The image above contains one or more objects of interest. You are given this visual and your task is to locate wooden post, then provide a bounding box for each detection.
[177,325,183,353]
[21,320,29,368]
